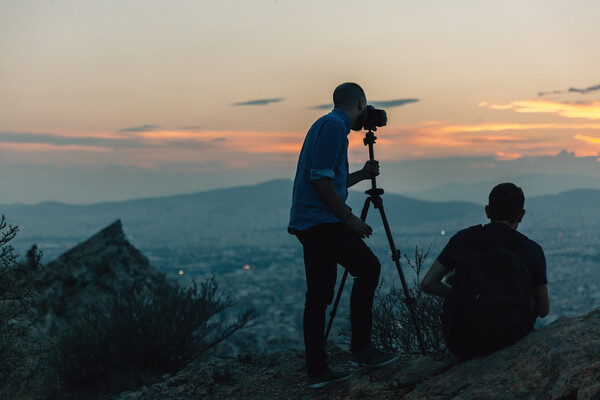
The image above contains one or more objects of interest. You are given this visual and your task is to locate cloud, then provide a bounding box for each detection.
[495,151,524,160]
[479,100,600,120]
[371,99,419,108]
[0,142,111,154]
[312,104,334,110]
[0,131,142,149]
[350,119,600,161]
[574,134,600,144]
[538,84,600,96]
[118,125,161,132]
[312,98,419,110]
[537,90,564,97]
[231,98,285,106]
[568,84,600,95]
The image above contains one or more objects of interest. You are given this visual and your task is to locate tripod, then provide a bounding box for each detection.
[323,128,427,356]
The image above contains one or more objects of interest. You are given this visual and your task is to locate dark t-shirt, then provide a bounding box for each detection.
[436,223,547,287]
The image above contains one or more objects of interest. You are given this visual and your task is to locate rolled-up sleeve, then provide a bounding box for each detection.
[310,169,335,180]
[309,121,345,181]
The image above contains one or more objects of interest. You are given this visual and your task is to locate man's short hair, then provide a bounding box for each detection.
[333,83,365,109]
[488,183,525,222]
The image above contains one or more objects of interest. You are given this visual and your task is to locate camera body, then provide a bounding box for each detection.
[362,105,387,131]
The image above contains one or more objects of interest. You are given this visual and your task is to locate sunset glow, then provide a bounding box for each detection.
[481,100,600,120]
[1,0,599,203]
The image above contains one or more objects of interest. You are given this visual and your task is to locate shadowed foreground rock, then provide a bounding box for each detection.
[406,307,600,400]
[114,307,600,400]
[36,220,161,336]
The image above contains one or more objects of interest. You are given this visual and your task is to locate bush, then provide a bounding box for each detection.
[340,246,446,356]
[53,274,257,393]
[371,246,446,355]
[0,215,46,398]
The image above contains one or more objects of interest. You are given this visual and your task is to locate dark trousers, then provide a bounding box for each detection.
[296,223,381,374]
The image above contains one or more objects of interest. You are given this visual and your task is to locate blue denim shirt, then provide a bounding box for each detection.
[288,108,351,233]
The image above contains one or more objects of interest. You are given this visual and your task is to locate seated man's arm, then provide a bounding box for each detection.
[533,284,549,318]
[421,260,452,297]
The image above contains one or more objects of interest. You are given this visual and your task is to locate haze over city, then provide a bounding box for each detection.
[1,0,600,204]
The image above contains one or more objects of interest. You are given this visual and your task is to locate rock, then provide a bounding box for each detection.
[35,220,161,336]
[405,307,600,400]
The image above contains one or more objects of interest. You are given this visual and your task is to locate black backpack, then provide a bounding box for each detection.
[443,225,536,359]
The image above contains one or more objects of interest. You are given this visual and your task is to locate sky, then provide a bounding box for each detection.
[1,0,600,204]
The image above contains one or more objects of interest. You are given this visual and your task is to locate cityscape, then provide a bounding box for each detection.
[6,181,598,355]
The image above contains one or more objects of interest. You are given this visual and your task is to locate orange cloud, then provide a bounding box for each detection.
[480,100,600,120]
[350,120,600,161]
[212,130,304,154]
[495,151,523,160]
[0,142,110,152]
[574,134,600,144]
[438,123,558,133]
[4,121,600,170]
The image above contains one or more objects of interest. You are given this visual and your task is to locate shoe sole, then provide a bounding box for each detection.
[350,353,402,368]
[308,373,352,389]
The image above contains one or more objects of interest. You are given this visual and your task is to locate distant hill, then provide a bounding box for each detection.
[1,179,479,250]
[403,174,600,203]
[527,188,600,209]
[2,180,599,257]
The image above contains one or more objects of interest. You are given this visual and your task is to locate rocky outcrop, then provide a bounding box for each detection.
[406,307,600,400]
[36,220,161,335]
[113,307,600,400]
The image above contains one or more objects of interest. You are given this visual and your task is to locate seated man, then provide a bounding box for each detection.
[421,183,550,359]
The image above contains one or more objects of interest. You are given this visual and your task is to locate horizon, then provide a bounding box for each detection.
[3,167,600,208]
[2,1,600,204]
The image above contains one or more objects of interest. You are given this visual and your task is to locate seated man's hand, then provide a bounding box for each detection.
[346,214,373,238]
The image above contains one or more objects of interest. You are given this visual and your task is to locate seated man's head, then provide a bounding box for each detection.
[333,82,367,131]
[485,183,526,227]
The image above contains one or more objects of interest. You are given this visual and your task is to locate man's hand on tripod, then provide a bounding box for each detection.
[362,160,380,178]
[348,160,380,187]
[346,214,373,238]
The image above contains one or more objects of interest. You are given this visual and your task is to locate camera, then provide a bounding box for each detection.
[362,105,387,131]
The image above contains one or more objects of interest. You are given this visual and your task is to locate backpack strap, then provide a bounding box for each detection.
[475,224,527,252]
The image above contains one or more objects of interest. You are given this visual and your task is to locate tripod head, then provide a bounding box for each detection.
[363,129,377,147]
[362,128,382,193]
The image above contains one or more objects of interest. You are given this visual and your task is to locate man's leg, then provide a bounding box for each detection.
[330,225,381,353]
[296,227,338,375]
[321,223,400,367]
[300,223,381,353]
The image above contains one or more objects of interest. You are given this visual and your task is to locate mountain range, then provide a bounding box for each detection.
[3,179,599,257]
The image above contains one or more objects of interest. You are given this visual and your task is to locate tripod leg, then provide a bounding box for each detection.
[374,198,428,355]
[324,270,347,342]
[324,197,373,343]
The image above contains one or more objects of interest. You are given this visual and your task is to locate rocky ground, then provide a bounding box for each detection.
[114,307,600,400]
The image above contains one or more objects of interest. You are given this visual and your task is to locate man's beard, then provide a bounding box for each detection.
[352,108,368,131]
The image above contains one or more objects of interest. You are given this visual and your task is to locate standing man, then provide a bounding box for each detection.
[421,183,550,359]
[289,83,400,389]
